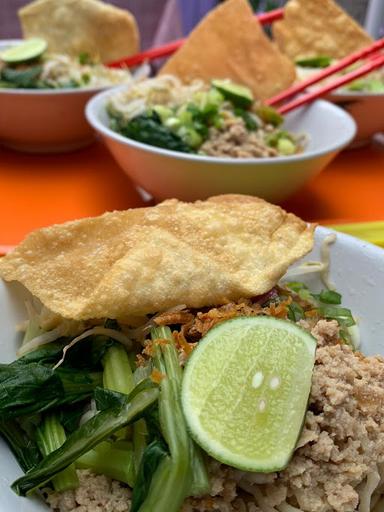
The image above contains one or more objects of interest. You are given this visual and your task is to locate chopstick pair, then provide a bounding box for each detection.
[107,8,284,69]
[267,39,384,114]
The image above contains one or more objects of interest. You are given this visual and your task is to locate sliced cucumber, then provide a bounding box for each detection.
[212,79,253,109]
[1,38,47,64]
[182,316,316,473]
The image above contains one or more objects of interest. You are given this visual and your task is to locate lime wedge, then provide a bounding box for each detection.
[1,38,47,64]
[181,316,316,472]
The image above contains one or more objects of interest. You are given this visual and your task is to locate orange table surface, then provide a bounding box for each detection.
[0,140,383,246]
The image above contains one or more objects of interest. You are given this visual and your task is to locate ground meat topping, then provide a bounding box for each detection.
[45,470,131,512]
[200,118,279,158]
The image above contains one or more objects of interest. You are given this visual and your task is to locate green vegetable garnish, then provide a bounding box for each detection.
[317,304,355,327]
[0,419,42,472]
[112,113,193,153]
[347,78,384,93]
[315,290,342,305]
[254,104,284,127]
[0,65,43,89]
[295,56,332,68]
[277,138,296,155]
[11,384,159,496]
[234,108,258,130]
[0,362,102,419]
[36,414,79,492]
[78,52,92,65]
[135,326,209,512]
[77,440,135,486]
[212,79,253,108]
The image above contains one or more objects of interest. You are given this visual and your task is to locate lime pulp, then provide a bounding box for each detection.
[181,316,316,473]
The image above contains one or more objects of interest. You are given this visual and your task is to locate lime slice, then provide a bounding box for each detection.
[181,316,316,472]
[1,38,47,64]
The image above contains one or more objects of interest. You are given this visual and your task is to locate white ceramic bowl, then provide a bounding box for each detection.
[86,89,356,202]
[328,90,384,147]
[0,40,123,153]
[1,226,384,511]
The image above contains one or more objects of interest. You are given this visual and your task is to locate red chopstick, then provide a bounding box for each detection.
[277,52,384,114]
[267,38,384,107]
[108,7,284,69]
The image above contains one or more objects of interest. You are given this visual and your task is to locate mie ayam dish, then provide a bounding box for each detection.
[0,195,384,512]
[107,76,305,158]
[0,38,133,90]
[0,0,139,90]
[106,0,303,159]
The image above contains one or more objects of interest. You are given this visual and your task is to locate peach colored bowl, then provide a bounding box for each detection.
[0,40,111,153]
[329,91,384,147]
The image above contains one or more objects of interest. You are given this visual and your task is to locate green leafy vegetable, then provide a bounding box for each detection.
[11,385,159,496]
[112,113,193,153]
[94,387,128,411]
[295,56,332,68]
[287,302,305,322]
[77,440,135,486]
[0,362,102,419]
[186,103,217,138]
[285,282,314,302]
[78,52,92,65]
[234,108,258,130]
[285,281,355,336]
[0,419,42,472]
[58,402,89,434]
[14,341,67,366]
[316,290,342,305]
[136,326,209,512]
[317,305,355,327]
[103,343,135,393]
[131,438,168,512]
[0,65,42,88]
[347,78,384,93]
[36,414,79,492]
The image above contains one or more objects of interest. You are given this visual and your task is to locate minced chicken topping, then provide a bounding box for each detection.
[200,117,279,159]
[46,304,384,512]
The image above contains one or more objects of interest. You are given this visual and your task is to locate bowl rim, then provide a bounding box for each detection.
[0,39,124,96]
[295,64,384,98]
[330,89,384,99]
[85,88,357,165]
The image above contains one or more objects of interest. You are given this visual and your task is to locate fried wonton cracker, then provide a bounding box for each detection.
[160,0,296,101]
[0,195,314,320]
[273,0,373,60]
[19,0,139,63]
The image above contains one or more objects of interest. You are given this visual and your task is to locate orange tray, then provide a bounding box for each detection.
[1,140,383,246]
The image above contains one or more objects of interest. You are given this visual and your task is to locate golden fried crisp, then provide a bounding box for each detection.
[160,0,296,101]
[19,0,139,63]
[273,0,372,60]
[0,195,314,320]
